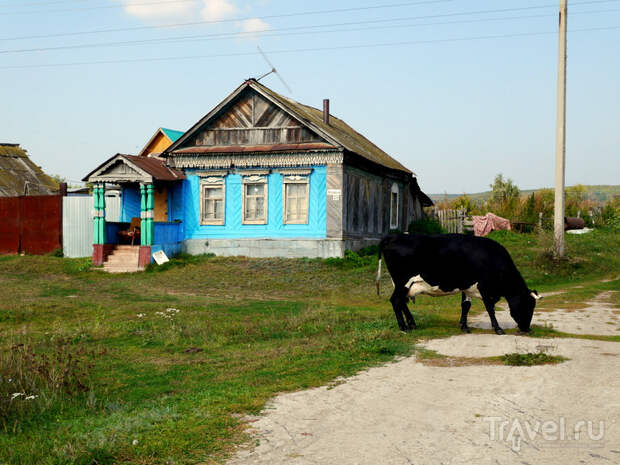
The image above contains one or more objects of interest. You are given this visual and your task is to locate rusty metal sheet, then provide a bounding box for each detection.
[19,195,62,254]
[0,196,20,253]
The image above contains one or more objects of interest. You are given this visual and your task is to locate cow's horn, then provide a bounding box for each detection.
[530,291,542,300]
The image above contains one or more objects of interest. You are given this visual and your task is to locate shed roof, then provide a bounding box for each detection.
[0,144,57,196]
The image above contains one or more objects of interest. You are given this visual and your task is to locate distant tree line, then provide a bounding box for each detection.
[433,174,620,230]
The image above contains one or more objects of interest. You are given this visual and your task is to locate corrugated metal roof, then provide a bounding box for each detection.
[125,155,186,181]
[0,144,57,197]
[161,128,184,143]
[83,153,186,183]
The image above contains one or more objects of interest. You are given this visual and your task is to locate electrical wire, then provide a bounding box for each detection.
[0,0,450,15]
[2,7,619,55]
[2,0,618,40]
[1,25,618,70]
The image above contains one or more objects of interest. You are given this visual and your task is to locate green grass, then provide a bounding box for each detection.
[499,352,568,366]
[0,228,618,464]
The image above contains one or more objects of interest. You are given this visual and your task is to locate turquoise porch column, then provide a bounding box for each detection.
[93,183,106,244]
[139,183,154,246]
[146,184,154,245]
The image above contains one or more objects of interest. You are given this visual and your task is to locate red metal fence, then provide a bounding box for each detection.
[0,195,62,254]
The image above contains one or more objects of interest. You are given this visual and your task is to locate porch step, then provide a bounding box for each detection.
[102,246,142,273]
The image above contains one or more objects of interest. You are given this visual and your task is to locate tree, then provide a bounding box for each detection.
[489,174,520,203]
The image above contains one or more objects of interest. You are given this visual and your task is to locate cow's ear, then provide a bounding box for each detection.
[530,289,542,300]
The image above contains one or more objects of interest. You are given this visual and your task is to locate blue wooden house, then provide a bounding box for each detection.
[83,79,431,270]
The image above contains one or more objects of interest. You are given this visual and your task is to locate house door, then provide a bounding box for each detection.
[154,186,168,222]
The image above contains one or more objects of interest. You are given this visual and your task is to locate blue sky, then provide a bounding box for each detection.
[1,0,619,193]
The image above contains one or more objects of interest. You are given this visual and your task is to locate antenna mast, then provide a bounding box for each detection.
[255,46,292,94]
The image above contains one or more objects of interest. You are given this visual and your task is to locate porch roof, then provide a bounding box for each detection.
[83,154,186,184]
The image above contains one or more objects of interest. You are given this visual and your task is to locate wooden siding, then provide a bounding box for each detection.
[189,90,325,147]
[325,164,343,238]
[342,167,423,238]
[154,185,168,222]
[143,132,173,156]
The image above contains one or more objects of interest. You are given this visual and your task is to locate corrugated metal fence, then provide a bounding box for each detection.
[62,196,120,258]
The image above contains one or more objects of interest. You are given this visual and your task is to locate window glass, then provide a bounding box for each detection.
[285,183,308,223]
[245,183,266,222]
[390,186,399,229]
[202,185,224,223]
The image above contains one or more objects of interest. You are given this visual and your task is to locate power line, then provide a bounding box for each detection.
[2,7,619,55]
[3,0,618,40]
[0,0,449,16]
[0,0,199,13]
[2,25,618,70]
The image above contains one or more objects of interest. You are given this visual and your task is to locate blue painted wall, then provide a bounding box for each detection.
[178,167,327,240]
[120,185,141,223]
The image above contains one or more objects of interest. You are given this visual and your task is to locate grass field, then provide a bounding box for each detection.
[0,229,618,464]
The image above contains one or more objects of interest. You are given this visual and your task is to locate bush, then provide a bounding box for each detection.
[408,217,444,235]
[324,249,374,268]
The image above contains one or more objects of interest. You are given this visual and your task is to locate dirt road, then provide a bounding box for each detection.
[229,293,620,465]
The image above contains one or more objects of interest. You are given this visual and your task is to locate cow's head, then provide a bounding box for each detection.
[508,289,541,333]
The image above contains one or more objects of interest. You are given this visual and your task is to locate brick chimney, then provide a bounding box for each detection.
[323,99,330,125]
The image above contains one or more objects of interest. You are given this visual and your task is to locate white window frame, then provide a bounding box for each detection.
[242,174,268,225]
[282,175,310,225]
[199,175,226,225]
[390,183,400,230]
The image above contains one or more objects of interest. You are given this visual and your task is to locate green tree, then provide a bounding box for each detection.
[490,174,520,203]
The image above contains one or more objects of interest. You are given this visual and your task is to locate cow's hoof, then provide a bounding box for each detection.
[494,328,506,335]
[461,326,471,334]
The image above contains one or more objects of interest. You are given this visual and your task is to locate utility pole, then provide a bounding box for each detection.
[553,0,568,258]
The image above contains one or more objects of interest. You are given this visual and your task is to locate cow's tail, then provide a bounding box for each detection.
[375,243,383,296]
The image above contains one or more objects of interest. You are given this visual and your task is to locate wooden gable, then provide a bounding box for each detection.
[182,88,327,148]
[141,132,172,156]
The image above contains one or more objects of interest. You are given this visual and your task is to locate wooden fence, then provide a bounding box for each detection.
[426,207,470,233]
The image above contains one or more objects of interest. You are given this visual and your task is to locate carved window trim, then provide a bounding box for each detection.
[200,176,226,225]
[241,174,268,225]
[390,183,400,230]
[282,174,310,225]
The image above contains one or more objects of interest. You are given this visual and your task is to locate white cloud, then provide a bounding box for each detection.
[239,17,270,39]
[119,0,196,19]
[201,0,239,21]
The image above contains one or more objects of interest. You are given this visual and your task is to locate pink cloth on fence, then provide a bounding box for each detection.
[472,213,511,237]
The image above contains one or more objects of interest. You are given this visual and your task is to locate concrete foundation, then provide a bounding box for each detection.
[182,237,381,259]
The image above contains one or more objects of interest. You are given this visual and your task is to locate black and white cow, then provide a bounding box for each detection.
[376,233,541,334]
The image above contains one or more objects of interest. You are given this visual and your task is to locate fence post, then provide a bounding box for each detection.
[538,212,543,230]
[458,209,464,234]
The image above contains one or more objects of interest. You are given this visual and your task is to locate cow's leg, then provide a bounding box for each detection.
[390,288,415,332]
[483,297,504,335]
[460,292,472,333]
[402,296,416,330]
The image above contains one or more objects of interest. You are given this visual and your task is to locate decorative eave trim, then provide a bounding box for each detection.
[85,154,154,184]
[170,150,343,170]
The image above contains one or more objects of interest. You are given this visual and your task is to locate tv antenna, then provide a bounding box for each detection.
[255,46,292,94]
